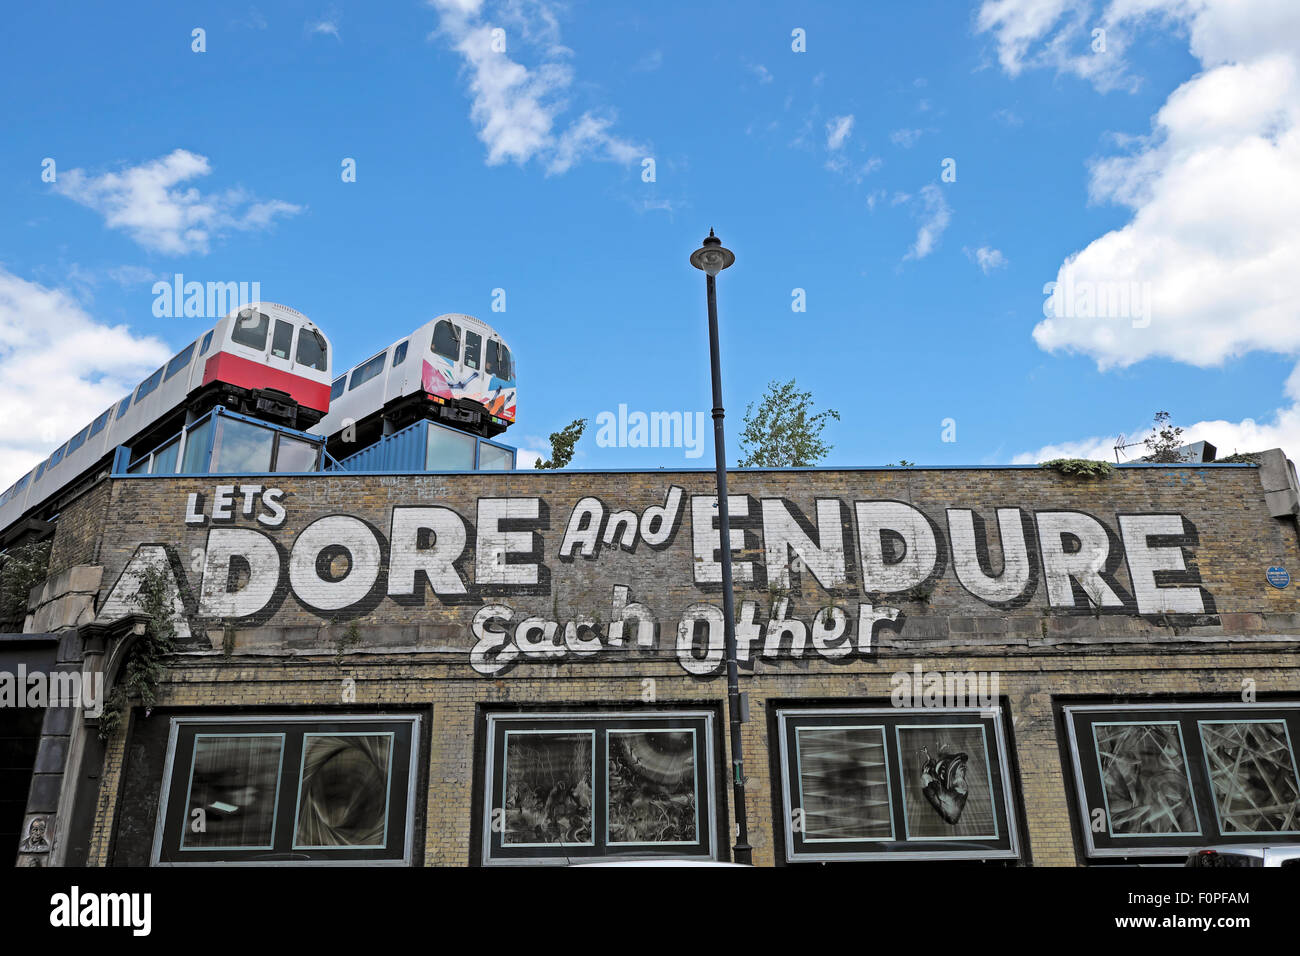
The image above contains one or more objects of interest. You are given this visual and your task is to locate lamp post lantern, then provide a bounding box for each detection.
[689,228,752,865]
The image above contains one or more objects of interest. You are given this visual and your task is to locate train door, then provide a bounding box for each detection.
[268,315,297,380]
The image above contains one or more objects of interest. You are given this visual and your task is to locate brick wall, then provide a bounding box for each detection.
[57,462,1300,865]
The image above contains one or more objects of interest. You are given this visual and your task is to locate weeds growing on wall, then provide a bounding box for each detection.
[1040,458,1114,479]
[98,564,180,741]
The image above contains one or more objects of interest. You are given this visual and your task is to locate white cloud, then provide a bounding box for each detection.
[826,114,854,151]
[890,127,923,147]
[988,0,1300,464]
[427,0,644,174]
[52,150,301,256]
[0,266,171,487]
[965,245,1008,273]
[905,184,952,260]
[310,19,341,39]
[748,63,774,84]
[1013,373,1300,464]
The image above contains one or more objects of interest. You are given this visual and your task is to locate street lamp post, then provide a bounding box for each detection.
[689,228,752,865]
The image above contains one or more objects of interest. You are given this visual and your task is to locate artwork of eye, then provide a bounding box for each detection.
[1092,723,1197,835]
[294,734,393,848]
[606,731,697,845]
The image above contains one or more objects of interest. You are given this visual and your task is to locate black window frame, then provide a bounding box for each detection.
[135,366,165,402]
[295,327,328,371]
[463,329,482,370]
[480,710,718,866]
[230,309,270,351]
[485,339,512,379]
[165,341,196,381]
[431,320,460,360]
[89,408,113,438]
[152,714,421,866]
[349,352,387,391]
[775,705,1021,863]
[66,425,91,456]
[1064,701,1300,861]
[270,319,294,360]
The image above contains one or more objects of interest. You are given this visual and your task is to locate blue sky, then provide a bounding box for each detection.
[2,0,1298,482]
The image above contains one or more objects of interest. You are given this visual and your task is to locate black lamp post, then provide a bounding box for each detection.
[689,228,752,865]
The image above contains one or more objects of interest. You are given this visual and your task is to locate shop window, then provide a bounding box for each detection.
[775,706,1021,862]
[1064,703,1300,860]
[481,711,716,865]
[153,715,420,865]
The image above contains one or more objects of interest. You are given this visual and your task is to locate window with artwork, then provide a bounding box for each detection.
[1064,702,1300,860]
[480,711,717,865]
[153,715,421,865]
[775,707,1021,862]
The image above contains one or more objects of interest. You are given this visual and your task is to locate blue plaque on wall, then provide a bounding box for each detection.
[1266,566,1290,589]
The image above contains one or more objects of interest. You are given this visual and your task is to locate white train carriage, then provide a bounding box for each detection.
[0,302,332,542]
[314,313,516,463]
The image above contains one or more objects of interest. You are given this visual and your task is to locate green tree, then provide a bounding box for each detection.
[737,379,840,467]
[1143,411,1185,463]
[533,418,587,469]
[0,539,51,629]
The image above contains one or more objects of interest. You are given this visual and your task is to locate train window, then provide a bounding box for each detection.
[392,341,408,367]
[35,462,46,482]
[165,342,196,381]
[50,444,66,467]
[330,377,346,400]
[485,340,512,379]
[296,328,328,371]
[89,408,112,437]
[116,395,131,420]
[349,352,387,391]
[199,330,215,356]
[271,320,293,359]
[67,426,91,455]
[432,320,460,360]
[230,309,270,351]
[135,366,165,402]
[463,330,482,370]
